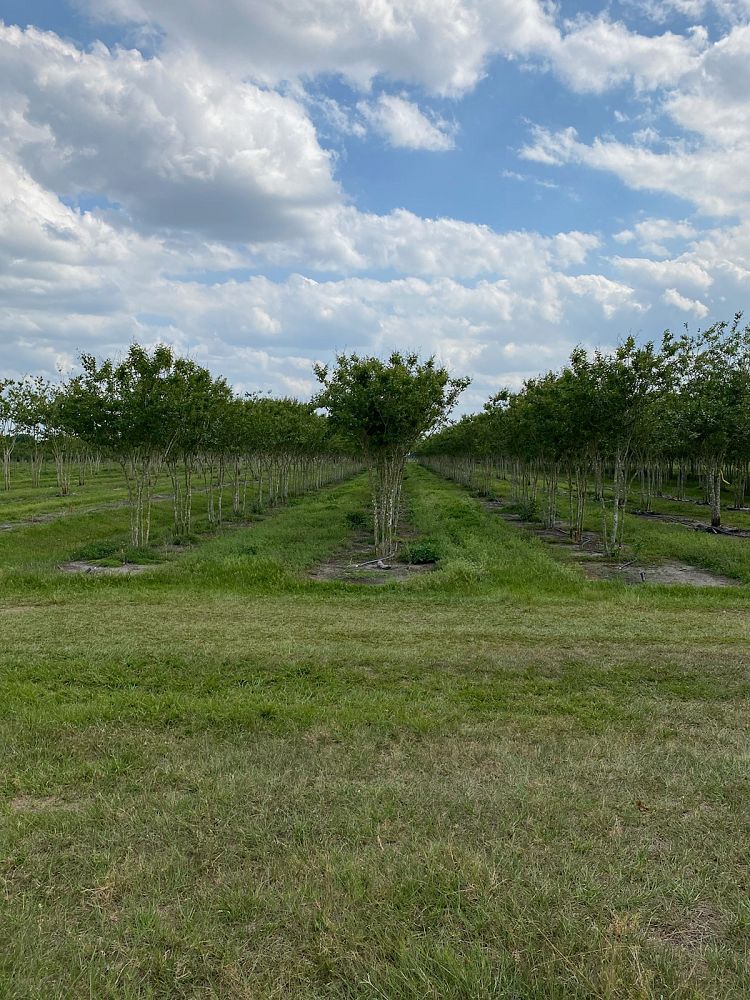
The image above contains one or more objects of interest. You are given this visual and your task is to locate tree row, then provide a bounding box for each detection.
[417,316,750,552]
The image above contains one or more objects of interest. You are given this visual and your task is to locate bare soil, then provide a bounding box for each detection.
[633,509,750,537]
[9,794,80,813]
[480,498,738,587]
[579,559,739,587]
[649,903,723,951]
[311,522,435,585]
[59,560,156,576]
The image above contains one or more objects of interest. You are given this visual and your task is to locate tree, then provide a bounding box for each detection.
[16,377,53,488]
[0,379,23,491]
[163,360,234,536]
[315,353,468,556]
[58,344,179,547]
[672,314,750,528]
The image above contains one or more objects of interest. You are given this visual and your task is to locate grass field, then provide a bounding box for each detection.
[1,463,749,998]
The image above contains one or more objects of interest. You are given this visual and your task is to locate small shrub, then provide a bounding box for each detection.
[346,510,369,529]
[73,540,122,561]
[509,500,539,522]
[404,538,442,564]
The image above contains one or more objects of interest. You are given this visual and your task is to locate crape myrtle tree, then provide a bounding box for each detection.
[164,359,234,536]
[18,377,53,488]
[58,345,181,547]
[587,336,676,552]
[0,379,24,490]
[672,314,750,528]
[46,386,84,497]
[314,352,469,557]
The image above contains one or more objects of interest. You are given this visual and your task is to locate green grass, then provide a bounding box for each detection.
[1,465,750,997]
[476,467,750,586]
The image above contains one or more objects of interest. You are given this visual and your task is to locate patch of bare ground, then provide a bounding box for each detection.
[9,794,81,813]
[59,560,156,576]
[480,497,602,552]
[579,560,739,587]
[311,560,435,585]
[0,512,61,530]
[649,903,723,951]
[480,499,739,587]
[633,510,750,537]
[310,524,436,585]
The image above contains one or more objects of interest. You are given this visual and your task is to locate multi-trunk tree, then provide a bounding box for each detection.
[315,353,468,557]
[58,345,182,547]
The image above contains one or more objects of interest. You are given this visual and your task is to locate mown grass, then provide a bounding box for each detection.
[1,464,749,998]
[478,466,750,586]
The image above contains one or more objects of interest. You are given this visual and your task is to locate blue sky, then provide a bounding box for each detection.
[1,0,749,409]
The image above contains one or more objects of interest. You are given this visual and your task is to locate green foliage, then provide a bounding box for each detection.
[314,352,469,460]
[345,510,369,529]
[315,352,469,555]
[402,538,443,564]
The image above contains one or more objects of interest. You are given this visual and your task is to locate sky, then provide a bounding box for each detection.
[1,1,750,411]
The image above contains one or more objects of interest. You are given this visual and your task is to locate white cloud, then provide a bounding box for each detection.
[662,287,709,317]
[629,0,750,25]
[0,24,340,243]
[76,0,557,96]
[520,25,750,220]
[613,218,697,256]
[666,24,750,145]
[556,274,645,318]
[249,207,601,278]
[357,95,455,151]
[547,17,707,94]
[612,255,713,291]
[74,0,712,99]
[520,125,750,217]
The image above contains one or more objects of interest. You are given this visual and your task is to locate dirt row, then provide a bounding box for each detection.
[481,499,740,588]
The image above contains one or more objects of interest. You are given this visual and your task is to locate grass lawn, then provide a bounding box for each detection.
[1,464,749,998]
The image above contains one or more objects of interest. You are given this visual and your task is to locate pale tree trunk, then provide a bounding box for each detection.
[30,445,44,488]
[53,443,72,496]
[543,463,559,529]
[568,464,588,543]
[705,461,722,528]
[232,456,243,515]
[2,445,13,491]
[169,456,194,536]
[603,449,628,554]
[371,452,406,557]
[122,452,161,547]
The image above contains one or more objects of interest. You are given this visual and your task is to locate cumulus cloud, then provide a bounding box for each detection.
[249,207,601,279]
[357,95,455,151]
[75,0,711,98]
[662,287,709,317]
[76,0,557,96]
[521,24,750,220]
[611,255,713,292]
[547,17,706,94]
[520,124,750,217]
[0,24,340,243]
[613,218,698,256]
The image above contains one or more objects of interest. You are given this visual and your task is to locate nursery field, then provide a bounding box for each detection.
[2,462,750,999]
